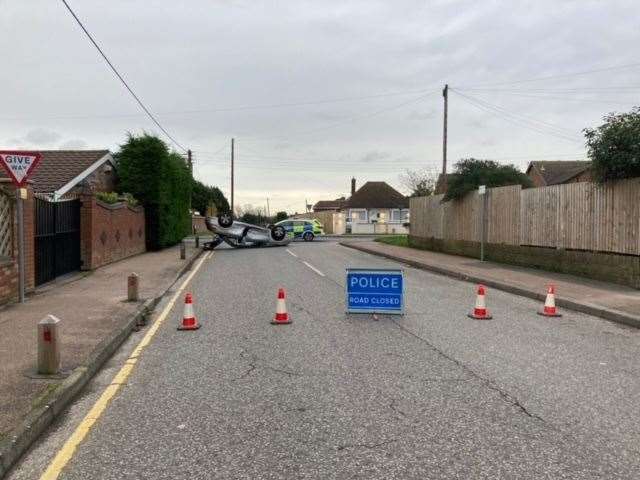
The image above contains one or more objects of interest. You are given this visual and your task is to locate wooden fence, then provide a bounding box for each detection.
[410,179,640,256]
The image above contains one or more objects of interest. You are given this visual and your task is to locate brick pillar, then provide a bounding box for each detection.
[80,193,95,271]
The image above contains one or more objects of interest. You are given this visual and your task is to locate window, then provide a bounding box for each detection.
[401,210,409,221]
[391,210,401,222]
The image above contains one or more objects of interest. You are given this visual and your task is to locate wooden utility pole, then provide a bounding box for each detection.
[266,198,270,218]
[442,84,448,177]
[187,149,193,173]
[231,138,235,215]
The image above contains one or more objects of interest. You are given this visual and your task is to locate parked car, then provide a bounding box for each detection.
[204,212,291,248]
[275,218,324,241]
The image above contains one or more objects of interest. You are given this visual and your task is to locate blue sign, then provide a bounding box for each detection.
[346,268,404,314]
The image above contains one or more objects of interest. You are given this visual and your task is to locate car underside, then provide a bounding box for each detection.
[204,213,291,249]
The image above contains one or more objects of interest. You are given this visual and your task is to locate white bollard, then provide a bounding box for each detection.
[127,273,139,302]
[38,315,61,375]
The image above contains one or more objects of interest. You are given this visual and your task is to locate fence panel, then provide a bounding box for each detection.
[558,182,594,251]
[487,185,521,245]
[443,193,481,242]
[520,185,560,247]
[592,178,640,255]
[410,195,444,239]
[410,180,639,255]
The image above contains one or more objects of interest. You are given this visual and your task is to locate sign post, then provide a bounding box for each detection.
[478,185,486,262]
[346,268,404,315]
[0,151,42,303]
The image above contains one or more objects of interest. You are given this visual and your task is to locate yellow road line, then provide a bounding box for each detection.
[40,251,213,480]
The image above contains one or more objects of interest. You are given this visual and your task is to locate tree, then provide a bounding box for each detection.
[399,169,438,197]
[444,158,532,201]
[191,180,229,216]
[584,107,640,182]
[116,133,192,249]
[274,211,288,222]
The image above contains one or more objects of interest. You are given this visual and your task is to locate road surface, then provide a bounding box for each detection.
[8,241,640,479]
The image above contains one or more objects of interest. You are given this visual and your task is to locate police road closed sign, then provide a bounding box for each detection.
[0,151,42,187]
[346,268,404,314]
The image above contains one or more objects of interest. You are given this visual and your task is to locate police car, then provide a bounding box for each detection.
[275,218,324,241]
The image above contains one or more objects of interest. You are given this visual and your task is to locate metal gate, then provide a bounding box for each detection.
[35,197,81,286]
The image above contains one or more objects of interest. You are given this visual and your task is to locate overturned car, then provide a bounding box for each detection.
[204,212,291,249]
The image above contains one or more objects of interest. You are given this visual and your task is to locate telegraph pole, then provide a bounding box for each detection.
[230,138,234,215]
[187,149,193,173]
[442,84,448,177]
[266,198,270,218]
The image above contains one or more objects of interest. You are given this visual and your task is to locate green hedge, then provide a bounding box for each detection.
[116,133,192,250]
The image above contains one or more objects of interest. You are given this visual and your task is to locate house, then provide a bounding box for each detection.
[526,160,592,187]
[312,197,346,212]
[0,149,144,301]
[0,150,116,198]
[343,179,410,234]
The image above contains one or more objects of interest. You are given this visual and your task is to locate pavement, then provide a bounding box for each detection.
[342,240,640,327]
[7,241,640,479]
[0,243,200,444]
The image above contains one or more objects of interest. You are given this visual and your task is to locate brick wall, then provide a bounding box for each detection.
[0,181,35,305]
[192,215,208,234]
[80,194,146,271]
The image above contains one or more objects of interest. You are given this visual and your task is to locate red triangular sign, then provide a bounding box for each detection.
[0,151,42,187]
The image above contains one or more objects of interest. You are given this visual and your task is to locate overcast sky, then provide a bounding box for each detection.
[1,0,638,212]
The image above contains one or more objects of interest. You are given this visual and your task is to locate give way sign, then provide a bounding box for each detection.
[0,151,42,187]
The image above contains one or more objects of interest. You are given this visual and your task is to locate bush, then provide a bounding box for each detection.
[274,211,288,222]
[95,191,139,207]
[192,180,229,216]
[444,158,532,201]
[116,133,192,250]
[584,107,640,182]
[95,191,119,204]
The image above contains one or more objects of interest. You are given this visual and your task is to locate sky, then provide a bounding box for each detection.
[1,0,639,213]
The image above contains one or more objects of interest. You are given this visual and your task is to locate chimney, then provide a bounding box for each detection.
[351,177,356,195]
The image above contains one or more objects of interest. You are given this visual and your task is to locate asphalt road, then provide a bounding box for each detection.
[8,241,640,479]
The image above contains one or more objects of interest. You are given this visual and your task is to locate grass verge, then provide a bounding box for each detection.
[374,235,409,247]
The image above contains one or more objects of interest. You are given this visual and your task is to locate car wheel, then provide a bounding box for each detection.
[271,225,286,241]
[218,211,233,228]
[303,232,314,242]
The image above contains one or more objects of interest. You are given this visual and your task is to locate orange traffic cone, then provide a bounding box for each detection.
[538,285,562,317]
[468,285,492,320]
[271,288,292,325]
[178,293,200,330]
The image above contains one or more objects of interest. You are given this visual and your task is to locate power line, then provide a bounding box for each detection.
[458,61,640,89]
[0,87,440,122]
[454,91,637,106]
[450,89,583,143]
[59,0,187,152]
[238,91,438,143]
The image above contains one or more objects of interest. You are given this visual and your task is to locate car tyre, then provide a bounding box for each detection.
[218,211,233,228]
[271,225,286,241]
[303,232,314,242]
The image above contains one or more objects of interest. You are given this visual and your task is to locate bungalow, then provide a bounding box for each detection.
[343,179,410,234]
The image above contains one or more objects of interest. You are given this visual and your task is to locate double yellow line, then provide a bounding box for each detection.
[40,251,213,480]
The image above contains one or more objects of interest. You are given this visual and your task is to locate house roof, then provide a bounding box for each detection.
[313,197,346,211]
[344,181,409,209]
[527,160,591,186]
[0,150,112,194]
